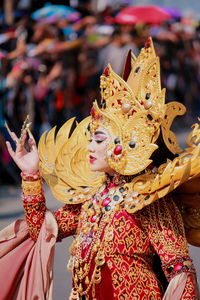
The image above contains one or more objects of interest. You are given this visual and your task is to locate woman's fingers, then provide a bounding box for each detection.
[7,131,27,156]
[14,130,29,154]
[6,141,16,160]
[11,132,19,144]
[28,138,37,150]
[20,129,27,145]
[5,123,39,173]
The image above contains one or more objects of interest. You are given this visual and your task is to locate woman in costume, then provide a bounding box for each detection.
[1,37,200,299]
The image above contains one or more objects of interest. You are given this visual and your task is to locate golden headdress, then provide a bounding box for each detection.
[90,37,185,175]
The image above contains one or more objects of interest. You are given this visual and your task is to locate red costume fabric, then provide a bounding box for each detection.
[22,179,198,299]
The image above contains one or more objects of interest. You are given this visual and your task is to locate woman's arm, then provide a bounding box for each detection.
[6,127,81,242]
[22,171,81,241]
[22,171,46,241]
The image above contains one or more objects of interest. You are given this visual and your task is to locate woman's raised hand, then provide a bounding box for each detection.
[6,130,39,175]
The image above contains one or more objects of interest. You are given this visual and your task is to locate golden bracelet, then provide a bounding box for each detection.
[22,179,43,196]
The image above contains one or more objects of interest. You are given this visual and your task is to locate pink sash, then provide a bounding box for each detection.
[0,210,58,300]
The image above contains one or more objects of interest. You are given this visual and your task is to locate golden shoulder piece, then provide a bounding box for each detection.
[90,37,185,175]
[38,117,104,204]
[120,120,200,246]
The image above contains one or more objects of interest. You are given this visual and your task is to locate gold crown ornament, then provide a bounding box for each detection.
[90,37,185,175]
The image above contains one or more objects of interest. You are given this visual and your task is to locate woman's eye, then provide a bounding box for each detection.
[96,140,103,144]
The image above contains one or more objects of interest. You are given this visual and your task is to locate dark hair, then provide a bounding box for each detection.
[111,26,121,39]
[150,132,178,167]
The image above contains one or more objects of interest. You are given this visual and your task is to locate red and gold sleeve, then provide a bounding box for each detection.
[54,203,81,242]
[21,172,81,242]
[142,195,198,298]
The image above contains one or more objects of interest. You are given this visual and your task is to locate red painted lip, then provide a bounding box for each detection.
[89,155,96,163]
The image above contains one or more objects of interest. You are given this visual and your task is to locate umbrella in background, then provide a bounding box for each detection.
[115,5,171,25]
[31,3,80,22]
[160,6,182,21]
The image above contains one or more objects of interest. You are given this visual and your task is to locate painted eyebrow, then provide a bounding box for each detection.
[94,131,106,136]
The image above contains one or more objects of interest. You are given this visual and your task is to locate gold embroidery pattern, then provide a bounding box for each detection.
[23,192,46,241]
[138,195,198,298]
[107,255,163,299]
[22,179,43,196]
[103,211,152,259]
[54,204,81,241]
[102,211,162,298]
[140,196,189,271]
[23,192,81,241]
[22,187,198,298]
[182,274,198,299]
[100,198,197,299]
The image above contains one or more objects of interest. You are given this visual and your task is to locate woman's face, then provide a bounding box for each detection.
[88,127,114,175]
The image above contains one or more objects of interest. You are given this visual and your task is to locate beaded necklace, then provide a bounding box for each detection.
[68,175,128,299]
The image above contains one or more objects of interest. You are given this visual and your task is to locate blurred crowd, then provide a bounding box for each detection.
[1,1,200,184]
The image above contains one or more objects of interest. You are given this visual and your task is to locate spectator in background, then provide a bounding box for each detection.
[98,26,139,76]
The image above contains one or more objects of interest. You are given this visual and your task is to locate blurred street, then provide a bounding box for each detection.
[0,128,200,299]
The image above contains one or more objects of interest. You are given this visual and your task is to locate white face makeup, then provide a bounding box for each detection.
[88,127,114,175]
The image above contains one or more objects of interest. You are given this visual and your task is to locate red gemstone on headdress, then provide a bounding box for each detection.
[91,214,97,223]
[104,66,109,77]
[102,198,111,207]
[173,263,183,272]
[114,145,122,155]
[145,38,150,48]
[107,182,115,188]
[101,189,109,197]
[131,109,136,115]
[117,99,122,105]
[91,107,95,118]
